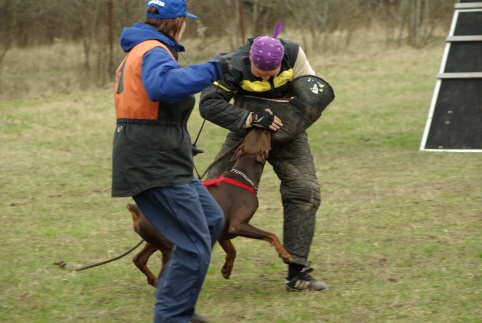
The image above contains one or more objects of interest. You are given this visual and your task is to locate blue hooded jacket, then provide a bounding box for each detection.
[119,22,221,104]
[112,23,223,197]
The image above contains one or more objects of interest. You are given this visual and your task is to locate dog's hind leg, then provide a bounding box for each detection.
[127,203,173,287]
[218,239,237,279]
[132,242,159,287]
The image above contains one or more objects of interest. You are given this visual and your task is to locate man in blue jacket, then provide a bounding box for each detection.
[112,0,232,322]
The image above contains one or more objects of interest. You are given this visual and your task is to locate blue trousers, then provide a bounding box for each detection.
[133,177,224,323]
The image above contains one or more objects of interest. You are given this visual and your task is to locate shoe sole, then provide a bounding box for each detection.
[285,281,328,292]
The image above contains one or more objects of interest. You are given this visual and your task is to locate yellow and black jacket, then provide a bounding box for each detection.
[199,38,300,132]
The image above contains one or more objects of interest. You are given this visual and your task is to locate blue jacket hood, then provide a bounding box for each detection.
[119,22,185,53]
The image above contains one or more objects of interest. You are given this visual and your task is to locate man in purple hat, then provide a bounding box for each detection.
[200,25,328,292]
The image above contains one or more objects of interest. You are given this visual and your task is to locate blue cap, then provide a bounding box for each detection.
[146,0,197,19]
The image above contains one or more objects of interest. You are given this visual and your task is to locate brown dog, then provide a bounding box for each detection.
[127,128,292,287]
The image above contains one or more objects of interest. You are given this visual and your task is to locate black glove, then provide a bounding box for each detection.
[251,110,274,129]
[192,143,204,156]
[213,51,233,76]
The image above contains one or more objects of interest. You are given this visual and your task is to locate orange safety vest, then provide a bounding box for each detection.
[114,40,176,120]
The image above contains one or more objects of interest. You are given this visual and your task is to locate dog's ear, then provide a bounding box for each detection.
[256,152,266,163]
[255,130,271,163]
[264,129,271,151]
[231,145,245,161]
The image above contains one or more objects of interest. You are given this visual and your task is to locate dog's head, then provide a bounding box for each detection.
[231,128,271,164]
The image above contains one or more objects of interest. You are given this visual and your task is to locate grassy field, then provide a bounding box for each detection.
[1,35,481,323]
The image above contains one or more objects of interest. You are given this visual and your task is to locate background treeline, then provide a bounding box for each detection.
[0,0,455,94]
[1,0,455,48]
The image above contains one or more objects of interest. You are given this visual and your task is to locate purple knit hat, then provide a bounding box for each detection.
[251,23,285,71]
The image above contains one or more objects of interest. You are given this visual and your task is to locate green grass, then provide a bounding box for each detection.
[1,39,481,323]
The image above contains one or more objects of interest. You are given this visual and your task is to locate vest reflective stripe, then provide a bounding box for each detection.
[114,40,175,120]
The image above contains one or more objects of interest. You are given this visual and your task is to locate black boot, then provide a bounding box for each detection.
[285,266,328,292]
[191,311,209,323]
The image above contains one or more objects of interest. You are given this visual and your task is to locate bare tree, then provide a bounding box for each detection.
[0,0,20,66]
